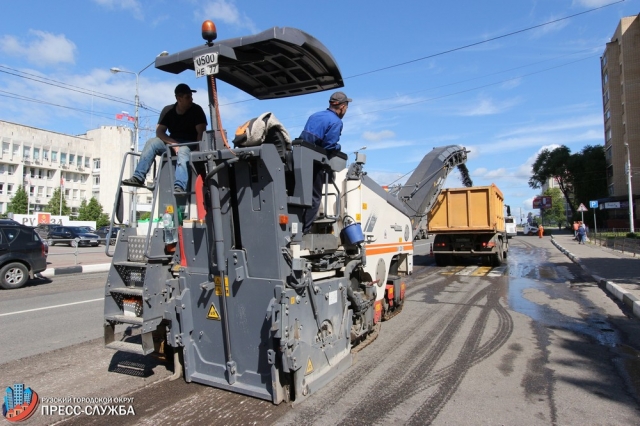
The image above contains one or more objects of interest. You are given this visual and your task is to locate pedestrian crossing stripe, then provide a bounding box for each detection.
[207,303,221,320]
[441,266,465,275]
[305,358,314,375]
[440,265,507,276]
[471,266,492,276]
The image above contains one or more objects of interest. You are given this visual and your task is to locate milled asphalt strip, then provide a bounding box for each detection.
[0,298,104,317]
[550,236,640,319]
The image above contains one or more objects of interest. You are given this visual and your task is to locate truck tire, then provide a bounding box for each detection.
[492,241,504,266]
[0,262,29,289]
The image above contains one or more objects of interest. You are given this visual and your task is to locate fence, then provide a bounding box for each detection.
[590,231,640,257]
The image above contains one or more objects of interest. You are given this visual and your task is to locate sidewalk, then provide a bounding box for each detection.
[550,233,640,319]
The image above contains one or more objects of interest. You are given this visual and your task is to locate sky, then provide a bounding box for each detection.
[1,0,636,222]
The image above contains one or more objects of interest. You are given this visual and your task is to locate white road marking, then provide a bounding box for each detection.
[0,298,103,317]
[456,266,479,276]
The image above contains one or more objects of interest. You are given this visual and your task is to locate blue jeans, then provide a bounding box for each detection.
[133,137,191,189]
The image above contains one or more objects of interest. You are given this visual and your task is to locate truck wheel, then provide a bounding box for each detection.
[0,262,29,289]
[492,242,504,266]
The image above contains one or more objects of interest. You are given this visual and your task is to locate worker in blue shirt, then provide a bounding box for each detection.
[299,91,352,233]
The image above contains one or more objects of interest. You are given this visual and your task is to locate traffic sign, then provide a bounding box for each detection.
[577,203,588,212]
[589,200,599,208]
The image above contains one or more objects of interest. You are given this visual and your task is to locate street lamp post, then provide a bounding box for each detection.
[624,142,635,233]
[110,52,167,228]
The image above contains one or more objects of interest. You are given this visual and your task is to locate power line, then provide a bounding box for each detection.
[345,0,624,79]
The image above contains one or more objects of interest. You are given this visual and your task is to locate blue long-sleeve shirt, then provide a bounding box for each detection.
[299,109,343,151]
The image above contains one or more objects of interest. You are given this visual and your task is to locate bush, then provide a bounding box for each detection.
[626,232,638,239]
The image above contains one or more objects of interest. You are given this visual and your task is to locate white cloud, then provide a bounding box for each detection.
[198,0,259,34]
[572,0,613,7]
[497,114,602,138]
[93,0,144,20]
[0,31,76,66]
[362,130,395,141]
[457,97,520,116]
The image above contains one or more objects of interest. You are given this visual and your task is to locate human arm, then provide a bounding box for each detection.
[322,121,343,151]
[195,123,206,142]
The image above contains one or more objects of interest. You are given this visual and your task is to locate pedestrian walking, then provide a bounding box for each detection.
[538,224,544,238]
[577,222,586,244]
[573,221,579,240]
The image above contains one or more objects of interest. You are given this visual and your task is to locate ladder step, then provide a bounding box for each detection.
[109,287,144,297]
[106,341,153,355]
[113,261,148,268]
[105,314,144,325]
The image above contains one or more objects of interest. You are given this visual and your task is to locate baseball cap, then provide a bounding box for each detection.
[329,91,352,105]
[175,83,197,95]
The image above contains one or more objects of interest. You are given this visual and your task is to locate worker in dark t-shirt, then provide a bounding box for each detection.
[122,83,207,193]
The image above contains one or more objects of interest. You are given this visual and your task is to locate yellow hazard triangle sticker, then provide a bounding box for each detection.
[305,358,314,375]
[207,304,220,320]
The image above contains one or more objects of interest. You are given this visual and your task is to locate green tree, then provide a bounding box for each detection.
[45,187,71,216]
[7,185,29,214]
[541,188,566,226]
[529,146,574,215]
[529,145,607,218]
[77,197,110,227]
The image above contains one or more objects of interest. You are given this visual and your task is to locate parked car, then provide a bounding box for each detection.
[35,223,61,240]
[0,220,47,289]
[48,226,100,247]
[95,225,121,245]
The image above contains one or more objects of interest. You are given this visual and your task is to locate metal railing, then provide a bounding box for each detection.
[590,233,640,257]
[45,238,115,265]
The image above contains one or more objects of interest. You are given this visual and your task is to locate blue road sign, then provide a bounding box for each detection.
[589,200,599,208]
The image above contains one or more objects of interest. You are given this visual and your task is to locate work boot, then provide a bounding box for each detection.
[122,176,145,187]
[174,185,185,194]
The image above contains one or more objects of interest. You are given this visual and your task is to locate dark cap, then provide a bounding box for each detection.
[329,91,352,105]
[175,83,197,95]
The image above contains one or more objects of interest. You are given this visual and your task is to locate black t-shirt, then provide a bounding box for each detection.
[158,103,207,142]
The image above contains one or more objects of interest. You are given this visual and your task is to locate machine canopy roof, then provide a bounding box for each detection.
[155,27,344,100]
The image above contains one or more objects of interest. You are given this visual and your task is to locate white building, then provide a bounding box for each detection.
[0,120,134,218]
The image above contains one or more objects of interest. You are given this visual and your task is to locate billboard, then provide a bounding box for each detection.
[533,196,552,209]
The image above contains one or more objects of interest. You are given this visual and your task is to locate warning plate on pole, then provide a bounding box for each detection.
[207,303,220,320]
[577,203,588,212]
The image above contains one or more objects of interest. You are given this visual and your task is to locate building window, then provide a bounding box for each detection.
[47,187,53,197]
[69,154,75,165]
[33,148,40,160]
[7,184,13,195]
[603,90,609,104]
[85,157,90,168]
[92,190,100,199]
[12,144,19,158]
[37,186,43,196]
[606,128,612,141]
[602,54,607,67]
[93,175,100,185]
[23,147,31,159]
[43,149,48,160]
[605,109,610,121]
[72,189,78,200]
[47,170,54,179]
[0,183,3,194]
[29,185,35,195]
[52,151,58,162]
[64,189,70,199]
[608,184,614,196]
[80,190,86,199]
[94,158,101,170]
[603,70,608,85]
[7,165,14,175]
[60,152,67,164]
[605,146,612,162]
[2,142,9,155]
[80,175,86,183]
[77,156,82,166]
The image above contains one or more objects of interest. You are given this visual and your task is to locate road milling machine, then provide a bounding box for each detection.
[103,21,468,404]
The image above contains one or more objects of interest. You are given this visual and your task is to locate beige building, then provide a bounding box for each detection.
[0,120,134,218]
[601,15,640,225]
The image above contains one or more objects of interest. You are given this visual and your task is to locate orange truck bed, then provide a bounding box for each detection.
[427,184,505,233]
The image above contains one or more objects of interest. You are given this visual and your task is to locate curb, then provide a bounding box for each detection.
[551,236,640,320]
[40,263,111,278]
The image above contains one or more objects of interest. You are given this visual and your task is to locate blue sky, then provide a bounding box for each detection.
[1,0,635,221]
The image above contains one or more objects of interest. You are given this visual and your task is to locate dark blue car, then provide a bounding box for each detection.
[0,220,47,289]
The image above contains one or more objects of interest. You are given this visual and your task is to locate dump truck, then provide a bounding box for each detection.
[102,20,469,405]
[429,184,508,266]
